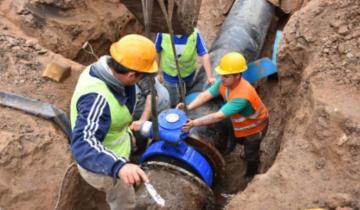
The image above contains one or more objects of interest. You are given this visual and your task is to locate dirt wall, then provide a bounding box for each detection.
[226,0,360,209]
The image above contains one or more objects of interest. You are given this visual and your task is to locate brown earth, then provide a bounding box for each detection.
[1,0,360,210]
[268,0,312,14]
[227,0,360,209]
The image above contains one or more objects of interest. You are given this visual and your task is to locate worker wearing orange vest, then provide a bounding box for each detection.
[178,52,269,177]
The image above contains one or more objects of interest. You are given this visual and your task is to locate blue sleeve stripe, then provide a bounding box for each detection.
[197,32,208,54]
[84,94,106,149]
[155,33,162,52]
[83,94,119,161]
[199,35,207,51]
[86,94,107,149]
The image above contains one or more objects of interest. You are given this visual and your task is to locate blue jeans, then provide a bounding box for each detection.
[163,80,191,107]
[163,68,208,107]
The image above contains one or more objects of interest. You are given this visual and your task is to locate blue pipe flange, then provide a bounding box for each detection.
[141,140,214,187]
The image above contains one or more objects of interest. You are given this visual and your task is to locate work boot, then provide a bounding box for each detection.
[222,137,237,156]
[245,161,259,177]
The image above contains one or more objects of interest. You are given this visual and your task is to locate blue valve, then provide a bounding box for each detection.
[140,108,214,187]
[140,109,189,145]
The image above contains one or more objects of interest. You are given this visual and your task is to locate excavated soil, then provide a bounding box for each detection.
[227,0,360,209]
[1,0,360,210]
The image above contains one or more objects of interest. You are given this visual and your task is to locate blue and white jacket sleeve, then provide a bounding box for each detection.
[196,31,208,56]
[71,93,128,178]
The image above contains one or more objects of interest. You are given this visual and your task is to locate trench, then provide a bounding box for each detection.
[58,1,290,210]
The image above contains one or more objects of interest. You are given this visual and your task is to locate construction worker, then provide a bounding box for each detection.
[130,76,170,153]
[70,34,158,209]
[178,52,269,177]
[155,28,216,107]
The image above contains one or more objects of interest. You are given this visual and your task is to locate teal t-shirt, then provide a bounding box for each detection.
[207,80,255,117]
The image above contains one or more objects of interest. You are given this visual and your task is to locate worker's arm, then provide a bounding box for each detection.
[183,94,252,132]
[156,54,164,83]
[130,94,151,131]
[196,31,215,84]
[177,79,221,111]
[71,93,128,178]
[154,33,164,83]
[177,90,214,111]
[182,111,225,132]
[201,53,216,84]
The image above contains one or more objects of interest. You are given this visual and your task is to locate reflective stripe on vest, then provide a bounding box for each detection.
[219,78,268,137]
[233,117,267,131]
[160,30,198,77]
[70,67,132,158]
[231,104,265,123]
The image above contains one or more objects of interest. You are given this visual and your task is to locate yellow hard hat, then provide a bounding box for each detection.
[215,52,247,75]
[110,34,158,74]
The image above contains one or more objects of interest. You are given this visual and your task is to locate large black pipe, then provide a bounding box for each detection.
[192,0,274,92]
[209,0,274,66]
[135,0,274,209]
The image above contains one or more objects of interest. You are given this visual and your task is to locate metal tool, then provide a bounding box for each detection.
[144,182,165,207]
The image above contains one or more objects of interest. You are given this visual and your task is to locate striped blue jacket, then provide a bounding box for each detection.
[71,66,136,178]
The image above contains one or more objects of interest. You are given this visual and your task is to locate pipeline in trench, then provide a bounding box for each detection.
[132,0,277,209]
[59,0,287,209]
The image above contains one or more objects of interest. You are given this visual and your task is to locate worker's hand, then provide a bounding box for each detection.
[129,120,145,132]
[119,163,149,186]
[176,102,186,110]
[182,119,195,132]
[207,76,216,85]
[157,72,164,84]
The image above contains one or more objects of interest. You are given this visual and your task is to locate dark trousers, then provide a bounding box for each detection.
[226,122,268,177]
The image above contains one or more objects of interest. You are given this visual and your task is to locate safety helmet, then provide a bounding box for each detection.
[215,52,247,75]
[110,34,158,74]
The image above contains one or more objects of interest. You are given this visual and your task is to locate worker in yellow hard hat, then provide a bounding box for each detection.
[177,52,269,177]
[70,34,158,210]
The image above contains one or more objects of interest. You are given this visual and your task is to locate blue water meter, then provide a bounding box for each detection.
[140,109,214,187]
[140,109,189,145]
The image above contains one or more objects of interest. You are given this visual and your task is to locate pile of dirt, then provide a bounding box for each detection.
[197,0,235,46]
[0,15,110,210]
[0,1,141,209]
[268,0,312,13]
[227,0,360,209]
[0,0,142,65]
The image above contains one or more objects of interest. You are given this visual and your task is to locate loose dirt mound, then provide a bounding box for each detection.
[0,18,110,209]
[227,0,360,209]
[0,0,142,65]
[0,1,140,209]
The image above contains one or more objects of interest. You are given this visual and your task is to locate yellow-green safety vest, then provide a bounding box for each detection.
[160,29,198,78]
[70,67,132,158]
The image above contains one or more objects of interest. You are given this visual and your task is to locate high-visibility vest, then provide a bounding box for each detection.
[160,30,198,78]
[219,78,268,138]
[70,67,132,158]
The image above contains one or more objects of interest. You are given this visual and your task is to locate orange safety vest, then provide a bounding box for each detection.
[219,78,268,138]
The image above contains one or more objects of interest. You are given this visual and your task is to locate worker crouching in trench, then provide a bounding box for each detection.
[70,34,163,210]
